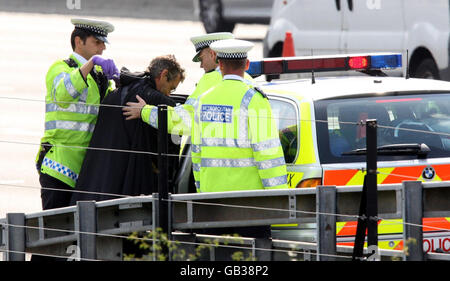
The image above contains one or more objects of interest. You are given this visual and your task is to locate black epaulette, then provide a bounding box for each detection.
[63,58,78,68]
[254,86,268,99]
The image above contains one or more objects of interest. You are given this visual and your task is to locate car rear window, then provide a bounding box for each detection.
[315,92,450,164]
[269,98,298,163]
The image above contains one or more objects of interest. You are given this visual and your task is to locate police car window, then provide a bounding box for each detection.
[269,98,298,163]
[315,93,450,164]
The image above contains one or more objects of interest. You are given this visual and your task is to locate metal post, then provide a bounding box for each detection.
[157,105,169,235]
[254,238,272,261]
[352,119,378,261]
[76,201,97,261]
[6,213,25,261]
[157,105,170,260]
[316,186,337,261]
[402,181,424,261]
[365,119,378,249]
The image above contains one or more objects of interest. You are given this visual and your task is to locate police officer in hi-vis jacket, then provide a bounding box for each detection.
[123,39,287,193]
[36,18,119,210]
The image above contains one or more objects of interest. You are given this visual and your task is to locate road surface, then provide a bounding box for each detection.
[0,11,267,219]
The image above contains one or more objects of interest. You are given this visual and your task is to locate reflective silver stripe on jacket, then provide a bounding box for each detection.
[200,137,280,151]
[63,73,82,99]
[238,88,257,141]
[201,158,255,168]
[149,106,158,128]
[45,120,95,133]
[201,137,251,148]
[193,163,201,172]
[192,144,201,153]
[52,72,88,102]
[262,175,288,188]
[42,157,78,181]
[251,138,282,152]
[174,105,192,127]
[46,102,99,115]
[185,97,197,106]
[255,157,286,170]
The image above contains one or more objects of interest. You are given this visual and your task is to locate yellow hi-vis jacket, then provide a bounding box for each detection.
[36,54,113,187]
[180,68,256,188]
[141,74,288,192]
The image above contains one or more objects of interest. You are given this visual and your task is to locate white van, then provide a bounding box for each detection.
[264,0,450,80]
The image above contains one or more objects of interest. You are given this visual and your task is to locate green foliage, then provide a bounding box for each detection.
[124,228,258,261]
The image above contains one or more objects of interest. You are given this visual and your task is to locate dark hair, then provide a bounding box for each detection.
[70,28,92,51]
[147,55,186,82]
[221,59,247,71]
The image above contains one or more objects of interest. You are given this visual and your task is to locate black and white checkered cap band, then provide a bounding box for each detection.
[194,40,217,52]
[74,24,108,36]
[216,52,248,60]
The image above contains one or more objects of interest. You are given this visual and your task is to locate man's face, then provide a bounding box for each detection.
[158,72,182,96]
[198,48,217,72]
[76,35,106,60]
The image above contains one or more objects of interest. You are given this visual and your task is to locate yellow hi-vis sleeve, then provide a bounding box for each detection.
[141,104,193,136]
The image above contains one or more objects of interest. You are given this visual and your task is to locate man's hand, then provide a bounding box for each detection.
[123,95,147,120]
[92,55,119,80]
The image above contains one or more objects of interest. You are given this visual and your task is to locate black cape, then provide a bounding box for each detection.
[70,72,179,204]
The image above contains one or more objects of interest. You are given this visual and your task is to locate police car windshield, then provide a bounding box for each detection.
[315,92,450,163]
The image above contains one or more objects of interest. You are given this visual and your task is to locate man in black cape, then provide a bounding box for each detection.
[70,55,185,204]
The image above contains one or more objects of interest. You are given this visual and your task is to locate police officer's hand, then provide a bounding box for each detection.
[123,95,147,120]
[92,55,119,81]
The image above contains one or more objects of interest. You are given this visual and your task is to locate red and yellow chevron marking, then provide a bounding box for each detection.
[325,164,450,251]
[323,164,450,186]
[336,240,404,251]
[337,218,450,237]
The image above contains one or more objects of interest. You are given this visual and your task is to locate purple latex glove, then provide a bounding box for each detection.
[92,56,119,80]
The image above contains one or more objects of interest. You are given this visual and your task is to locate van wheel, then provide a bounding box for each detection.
[411,58,440,80]
[199,0,235,33]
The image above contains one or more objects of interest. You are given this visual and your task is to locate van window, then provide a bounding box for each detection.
[269,98,298,163]
[315,92,450,163]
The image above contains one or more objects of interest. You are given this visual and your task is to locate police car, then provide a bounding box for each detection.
[174,53,450,253]
[264,0,450,80]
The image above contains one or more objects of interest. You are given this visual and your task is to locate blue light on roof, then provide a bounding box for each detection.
[247,61,262,77]
[247,53,402,77]
[370,54,402,69]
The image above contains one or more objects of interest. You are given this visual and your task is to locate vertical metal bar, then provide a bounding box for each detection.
[316,185,337,261]
[76,201,97,260]
[38,216,45,241]
[157,105,169,235]
[152,193,158,262]
[255,238,272,261]
[402,181,424,261]
[352,177,368,260]
[352,119,378,261]
[6,213,25,261]
[168,193,173,261]
[365,119,378,249]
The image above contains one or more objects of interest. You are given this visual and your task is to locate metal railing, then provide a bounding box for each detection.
[1,180,450,261]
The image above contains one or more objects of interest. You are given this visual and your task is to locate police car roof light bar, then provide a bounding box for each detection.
[247,53,402,77]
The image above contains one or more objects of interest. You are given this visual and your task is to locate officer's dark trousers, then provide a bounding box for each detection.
[39,173,73,210]
[30,173,73,261]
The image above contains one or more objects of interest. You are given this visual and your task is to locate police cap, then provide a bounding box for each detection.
[209,39,254,60]
[190,32,234,62]
[71,18,114,44]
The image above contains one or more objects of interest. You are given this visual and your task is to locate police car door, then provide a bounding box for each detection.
[287,0,344,56]
[342,0,404,75]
